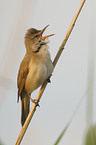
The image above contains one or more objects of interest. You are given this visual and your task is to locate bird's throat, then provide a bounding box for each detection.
[34,39,49,53]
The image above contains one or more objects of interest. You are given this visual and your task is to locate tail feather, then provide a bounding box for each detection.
[21,94,30,126]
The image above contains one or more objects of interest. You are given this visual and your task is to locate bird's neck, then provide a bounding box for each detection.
[25,38,49,54]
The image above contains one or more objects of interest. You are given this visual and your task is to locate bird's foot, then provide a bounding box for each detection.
[47,74,52,83]
[30,97,40,107]
[33,99,40,107]
[47,78,51,83]
[27,93,40,106]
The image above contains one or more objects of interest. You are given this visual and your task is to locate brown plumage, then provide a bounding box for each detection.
[17,54,31,126]
[17,25,54,126]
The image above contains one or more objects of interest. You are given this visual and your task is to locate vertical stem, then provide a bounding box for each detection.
[15,0,86,144]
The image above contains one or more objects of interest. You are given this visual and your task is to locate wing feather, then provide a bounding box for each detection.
[17,54,31,102]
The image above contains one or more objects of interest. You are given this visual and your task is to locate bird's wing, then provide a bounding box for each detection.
[17,54,30,102]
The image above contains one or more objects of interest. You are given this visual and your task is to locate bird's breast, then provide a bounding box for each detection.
[25,46,53,93]
[25,60,53,93]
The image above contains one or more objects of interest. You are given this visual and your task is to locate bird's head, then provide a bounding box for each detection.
[25,25,54,53]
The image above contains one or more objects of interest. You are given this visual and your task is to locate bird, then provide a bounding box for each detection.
[17,25,54,126]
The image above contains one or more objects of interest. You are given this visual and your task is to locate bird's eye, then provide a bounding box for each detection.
[35,35,38,37]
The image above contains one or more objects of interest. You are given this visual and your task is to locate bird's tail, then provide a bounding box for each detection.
[21,92,30,126]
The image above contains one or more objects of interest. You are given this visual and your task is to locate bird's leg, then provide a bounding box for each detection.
[27,93,40,106]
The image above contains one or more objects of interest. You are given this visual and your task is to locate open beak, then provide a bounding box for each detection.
[40,25,55,38]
